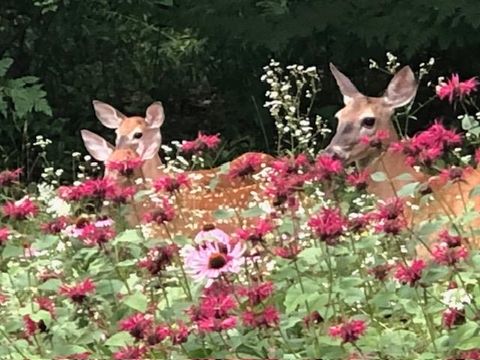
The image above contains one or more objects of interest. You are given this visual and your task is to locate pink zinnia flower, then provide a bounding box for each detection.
[119,313,152,340]
[106,157,143,176]
[308,207,346,245]
[153,173,190,193]
[112,345,146,360]
[328,319,367,344]
[0,168,22,187]
[436,73,478,103]
[2,197,38,220]
[181,240,245,287]
[59,278,96,303]
[394,259,426,286]
[0,227,10,245]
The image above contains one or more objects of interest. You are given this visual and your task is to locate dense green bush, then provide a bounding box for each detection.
[2,1,480,180]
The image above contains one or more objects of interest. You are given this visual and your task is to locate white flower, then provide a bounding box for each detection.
[443,288,471,310]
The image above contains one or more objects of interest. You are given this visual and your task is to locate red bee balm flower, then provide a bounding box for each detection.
[436,73,478,103]
[119,313,152,340]
[153,173,190,193]
[313,154,343,180]
[329,319,367,344]
[41,216,68,234]
[346,170,370,190]
[106,157,143,176]
[79,224,116,247]
[0,168,22,187]
[442,307,465,329]
[394,259,426,286]
[238,282,274,305]
[181,132,220,153]
[228,153,264,179]
[142,197,175,225]
[431,242,468,266]
[242,306,280,328]
[112,345,146,360]
[59,278,96,303]
[308,208,346,245]
[2,197,38,220]
[138,244,178,275]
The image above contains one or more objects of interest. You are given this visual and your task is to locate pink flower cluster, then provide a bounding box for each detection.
[106,157,143,176]
[2,197,38,220]
[328,319,367,344]
[58,178,135,203]
[59,278,96,303]
[153,173,190,193]
[436,73,478,103]
[0,168,22,187]
[391,122,461,168]
[181,132,220,154]
[308,207,346,245]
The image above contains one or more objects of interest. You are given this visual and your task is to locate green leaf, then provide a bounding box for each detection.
[38,278,62,291]
[298,247,322,265]
[457,336,480,350]
[394,173,414,181]
[113,229,142,244]
[0,57,13,77]
[123,292,148,312]
[53,345,89,356]
[213,209,235,219]
[397,181,419,197]
[2,244,23,258]
[371,171,387,182]
[240,206,265,218]
[461,115,477,130]
[34,235,59,250]
[30,310,52,327]
[105,331,135,347]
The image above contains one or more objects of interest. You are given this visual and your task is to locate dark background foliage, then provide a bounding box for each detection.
[2,0,480,180]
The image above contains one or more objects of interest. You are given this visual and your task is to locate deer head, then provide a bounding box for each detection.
[324,63,418,166]
[80,129,160,181]
[92,100,165,156]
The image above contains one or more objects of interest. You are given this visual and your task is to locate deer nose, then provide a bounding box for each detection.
[323,145,347,161]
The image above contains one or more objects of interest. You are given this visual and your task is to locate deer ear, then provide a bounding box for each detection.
[330,63,361,104]
[139,129,161,160]
[92,100,126,129]
[145,101,165,128]
[383,66,418,108]
[80,130,114,162]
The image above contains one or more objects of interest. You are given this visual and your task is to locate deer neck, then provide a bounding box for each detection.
[139,154,163,183]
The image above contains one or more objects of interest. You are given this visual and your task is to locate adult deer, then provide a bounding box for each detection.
[324,63,480,253]
[80,127,274,238]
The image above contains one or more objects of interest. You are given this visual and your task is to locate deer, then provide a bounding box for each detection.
[81,102,275,238]
[324,63,480,255]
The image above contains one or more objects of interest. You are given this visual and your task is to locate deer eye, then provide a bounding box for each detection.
[361,117,376,128]
[133,132,143,139]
